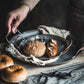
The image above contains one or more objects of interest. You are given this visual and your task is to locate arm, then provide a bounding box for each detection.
[7,0,40,34]
[20,0,40,11]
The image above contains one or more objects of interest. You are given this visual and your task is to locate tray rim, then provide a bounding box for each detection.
[6,30,77,66]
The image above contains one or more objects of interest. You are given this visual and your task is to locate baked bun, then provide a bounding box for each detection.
[47,39,58,57]
[1,65,28,83]
[0,54,14,70]
[24,41,46,57]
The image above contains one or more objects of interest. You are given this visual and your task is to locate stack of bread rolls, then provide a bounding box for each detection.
[0,54,28,83]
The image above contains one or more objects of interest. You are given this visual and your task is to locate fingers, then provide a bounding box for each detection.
[12,18,21,34]
[7,14,15,33]
[7,14,21,34]
[6,5,29,34]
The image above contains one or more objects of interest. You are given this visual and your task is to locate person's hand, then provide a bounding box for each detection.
[7,5,29,34]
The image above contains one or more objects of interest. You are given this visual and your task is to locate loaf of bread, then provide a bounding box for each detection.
[24,41,46,57]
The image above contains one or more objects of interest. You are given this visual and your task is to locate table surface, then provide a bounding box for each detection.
[0,43,84,77]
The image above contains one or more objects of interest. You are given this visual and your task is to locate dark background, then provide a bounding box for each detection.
[0,0,84,43]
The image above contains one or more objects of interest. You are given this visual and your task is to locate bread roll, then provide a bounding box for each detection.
[47,39,58,57]
[24,41,46,57]
[1,65,28,83]
[0,54,14,70]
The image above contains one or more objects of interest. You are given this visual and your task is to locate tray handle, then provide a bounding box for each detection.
[5,29,22,44]
[14,36,25,49]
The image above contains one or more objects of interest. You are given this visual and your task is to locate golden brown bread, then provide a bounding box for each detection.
[24,41,46,57]
[0,54,14,70]
[1,65,28,83]
[47,39,58,57]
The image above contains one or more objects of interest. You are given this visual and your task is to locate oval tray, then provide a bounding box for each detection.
[6,29,77,66]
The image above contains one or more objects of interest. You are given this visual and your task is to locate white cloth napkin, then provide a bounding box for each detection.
[38,25,70,39]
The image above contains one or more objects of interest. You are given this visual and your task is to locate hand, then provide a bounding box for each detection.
[7,5,29,34]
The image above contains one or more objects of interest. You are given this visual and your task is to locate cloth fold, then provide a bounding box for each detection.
[38,25,70,39]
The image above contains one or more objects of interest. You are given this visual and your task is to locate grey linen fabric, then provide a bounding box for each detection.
[26,62,84,84]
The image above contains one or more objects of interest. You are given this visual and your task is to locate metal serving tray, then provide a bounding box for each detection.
[6,29,77,66]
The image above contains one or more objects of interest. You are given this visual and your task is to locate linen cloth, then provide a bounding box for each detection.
[38,25,70,39]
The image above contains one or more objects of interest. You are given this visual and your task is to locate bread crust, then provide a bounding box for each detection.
[24,41,46,57]
[0,54,14,70]
[47,39,58,57]
[1,65,28,83]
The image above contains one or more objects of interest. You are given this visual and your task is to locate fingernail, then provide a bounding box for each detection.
[12,28,15,32]
[12,27,16,34]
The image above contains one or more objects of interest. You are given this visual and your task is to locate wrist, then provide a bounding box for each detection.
[20,4,30,13]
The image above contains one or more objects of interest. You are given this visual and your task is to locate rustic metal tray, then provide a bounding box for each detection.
[5,29,77,66]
